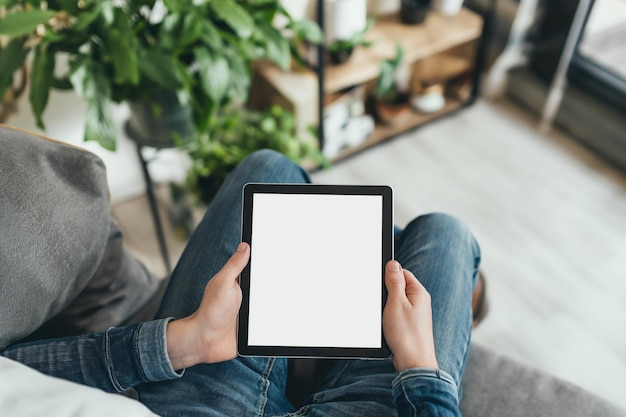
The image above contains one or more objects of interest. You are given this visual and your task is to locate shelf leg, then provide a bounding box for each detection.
[136,144,172,276]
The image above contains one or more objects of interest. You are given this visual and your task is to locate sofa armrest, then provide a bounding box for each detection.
[460,343,626,417]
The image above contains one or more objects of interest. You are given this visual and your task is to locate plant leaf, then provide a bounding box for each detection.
[0,9,55,37]
[199,19,223,49]
[209,0,255,39]
[69,57,116,150]
[194,48,230,105]
[178,11,203,49]
[256,21,289,70]
[106,28,139,85]
[293,19,323,45]
[223,47,250,101]
[138,49,183,89]
[0,37,29,100]
[159,13,182,50]
[29,45,55,129]
[84,94,116,151]
[162,0,191,13]
[74,5,102,31]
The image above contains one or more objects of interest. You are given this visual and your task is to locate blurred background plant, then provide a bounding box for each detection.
[0,0,322,151]
[327,17,374,65]
[184,104,327,204]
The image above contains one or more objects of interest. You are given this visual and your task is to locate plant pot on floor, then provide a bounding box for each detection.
[126,90,195,149]
[400,0,432,25]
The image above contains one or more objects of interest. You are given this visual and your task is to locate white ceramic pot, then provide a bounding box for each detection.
[324,0,367,44]
[433,0,464,16]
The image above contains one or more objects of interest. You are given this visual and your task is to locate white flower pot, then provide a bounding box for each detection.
[324,0,367,44]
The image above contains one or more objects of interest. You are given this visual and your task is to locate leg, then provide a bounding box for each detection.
[394,213,480,386]
[137,150,310,417]
[297,213,480,416]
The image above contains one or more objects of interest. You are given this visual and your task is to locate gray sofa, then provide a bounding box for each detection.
[285,343,625,417]
[2,124,624,417]
[460,344,625,416]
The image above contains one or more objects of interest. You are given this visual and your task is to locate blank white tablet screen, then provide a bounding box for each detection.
[248,193,382,348]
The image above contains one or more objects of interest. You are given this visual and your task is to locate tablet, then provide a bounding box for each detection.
[238,183,393,359]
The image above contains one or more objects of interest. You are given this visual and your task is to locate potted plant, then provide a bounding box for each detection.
[373,43,410,124]
[327,18,375,65]
[185,105,327,204]
[286,18,324,70]
[0,0,320,151]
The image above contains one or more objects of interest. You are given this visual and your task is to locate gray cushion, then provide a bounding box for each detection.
[461,343,626,417]
[0,125,160,349]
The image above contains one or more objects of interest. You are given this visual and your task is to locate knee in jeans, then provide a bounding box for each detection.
[242,149,288,167]
[406,212,478,253]
[235,149,309,184]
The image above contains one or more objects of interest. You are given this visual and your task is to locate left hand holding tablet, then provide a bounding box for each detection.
[166,243,249,371]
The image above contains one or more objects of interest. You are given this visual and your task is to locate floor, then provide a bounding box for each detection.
[113,98,626,411]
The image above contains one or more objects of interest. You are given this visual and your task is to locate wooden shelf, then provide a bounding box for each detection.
[331,98,464,161]
[324,8,483,93]
[250,7,485,166]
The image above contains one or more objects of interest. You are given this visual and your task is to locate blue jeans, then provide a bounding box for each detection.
[136,150,481,416]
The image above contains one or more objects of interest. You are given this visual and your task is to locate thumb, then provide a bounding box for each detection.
[385,260,406,301]
[215,242,250,284]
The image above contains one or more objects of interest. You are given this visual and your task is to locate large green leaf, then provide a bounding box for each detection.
[223,47,250,101]
[50,0,81,14]
[105,29,139,85]
[73,5,102,31]
[292,19,323,44]
[29,45,55,129]
[162,0,191,13]
[0,37,29,99]
[194,48,230,104]
[209,0,255,39]
[199,20,223,49]
[0,0,20,7]
[256,21,289,70]
[138,49,183,90]
[178,12,203,49]
[0,9,56,37]
[101,1,115,25]
[159,14,182,50]
[69,57,116,150]
[84,89,116,151]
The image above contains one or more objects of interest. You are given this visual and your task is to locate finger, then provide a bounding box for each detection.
[215,242,250,284]
[385,260,406,301]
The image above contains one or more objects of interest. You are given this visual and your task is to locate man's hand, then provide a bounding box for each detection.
[166,242,249,371]
[383,260,439,372]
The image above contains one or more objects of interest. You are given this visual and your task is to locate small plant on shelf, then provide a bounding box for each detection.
[373,43,410,124]
[327,18,375,65]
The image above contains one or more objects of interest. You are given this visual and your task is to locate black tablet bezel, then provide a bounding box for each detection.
[238,183,393,359]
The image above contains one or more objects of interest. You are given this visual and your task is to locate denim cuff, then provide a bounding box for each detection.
[393,367,459,401]
[392,367,461,416]
[137,318,184,381]
[394,367,457,388]
[105,318,183,392]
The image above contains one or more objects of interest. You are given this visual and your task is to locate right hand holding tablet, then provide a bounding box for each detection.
[382,260,440,372]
